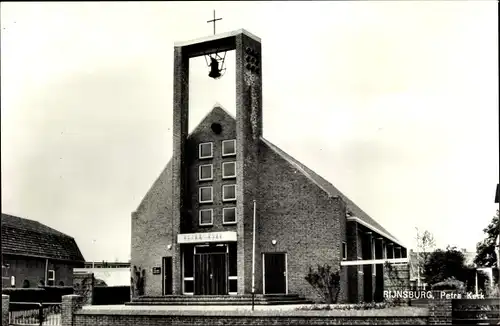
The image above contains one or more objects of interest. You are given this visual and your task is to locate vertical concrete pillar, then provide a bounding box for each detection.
[235,33,263,294]
[171,45,189,295]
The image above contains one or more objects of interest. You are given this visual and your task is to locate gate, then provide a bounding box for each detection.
[9,302,61,326]
[452,299,500,325]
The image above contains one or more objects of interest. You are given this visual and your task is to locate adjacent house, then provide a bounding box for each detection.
[1,213,85,288]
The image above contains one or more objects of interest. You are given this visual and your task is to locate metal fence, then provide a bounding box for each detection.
[9,302,61,326]
[452,298,500,325]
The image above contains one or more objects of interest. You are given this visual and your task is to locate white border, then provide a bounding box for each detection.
[222,184,237,202]
[199,142,213,160]
[222,207,237,225]
[199,209,214,226]
[48,270,55,281]
[222,139,236,157]
[198,164,213,181]
[342,242,347,260]
[199,186,213,204]
[222,162,237,179]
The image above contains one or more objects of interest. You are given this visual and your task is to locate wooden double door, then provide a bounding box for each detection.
[194,246,227,295]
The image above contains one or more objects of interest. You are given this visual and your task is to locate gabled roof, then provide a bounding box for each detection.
[137,105,404,247]
[262,138,403,247]
[1,213,85,263]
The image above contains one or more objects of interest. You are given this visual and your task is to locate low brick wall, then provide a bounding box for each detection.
[2,295,9,326]
[5,294,461,326]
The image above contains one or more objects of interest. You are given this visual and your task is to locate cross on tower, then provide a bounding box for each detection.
[207,10,222,35]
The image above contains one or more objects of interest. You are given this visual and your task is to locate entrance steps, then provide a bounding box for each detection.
[126,294,313,305]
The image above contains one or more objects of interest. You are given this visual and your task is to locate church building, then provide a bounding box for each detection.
[131,29,408,303]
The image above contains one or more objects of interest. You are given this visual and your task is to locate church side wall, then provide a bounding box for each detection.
[131,162,174,297]
[258,144,348,303]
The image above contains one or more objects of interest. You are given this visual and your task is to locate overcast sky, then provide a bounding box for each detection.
[1,1,498,262]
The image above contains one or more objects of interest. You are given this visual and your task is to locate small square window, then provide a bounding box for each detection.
[199,164,213,181]
[223,207,237,224]
[342,242,347,260]
[199,209,213,226]
[222,140,236,156]
[199,142,213,159]
[47,270,55,286]
[222,162,236,179]
[222,184,236,202]
[199,187,213,203]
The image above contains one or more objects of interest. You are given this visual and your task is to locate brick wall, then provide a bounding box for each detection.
[2,255,76,288]
[131,161,174,296]
[427,291,454,325]
[2,294,8,326]
[73,272,94,305]
[56,295,429,326]
[258,142,346,302]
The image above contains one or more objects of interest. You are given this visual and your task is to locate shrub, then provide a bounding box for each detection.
[305,264,341,304]
[431,277,466,293]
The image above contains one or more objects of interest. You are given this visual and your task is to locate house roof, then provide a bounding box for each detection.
[1,213,85,263]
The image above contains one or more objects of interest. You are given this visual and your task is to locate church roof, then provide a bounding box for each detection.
[137,105,404,248]
[1,213,85,263]
[261,138,403,247]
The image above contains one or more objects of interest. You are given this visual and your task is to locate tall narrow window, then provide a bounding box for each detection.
[222,184,236,202]
[342,242,347,260]
[199,209,213,226]
[223,207,237,224]
[199,187,213,204]
[199,142,213,159]
[222,162,236,179]
[198,164,213,181]
[222,139,236,156]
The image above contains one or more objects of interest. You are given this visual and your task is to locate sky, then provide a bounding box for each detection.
[1,1,498,262]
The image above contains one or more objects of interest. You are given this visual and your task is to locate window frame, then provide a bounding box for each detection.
[222,162,237,179]
[48,270,55,281]
[222,207,237,225]
[199,186,214,204]
[199,142,214,159]
[222,184,237,202]
[342,242,347,260]
[199,209,214,226]
[198,164,213,181]
[222,139,236,157]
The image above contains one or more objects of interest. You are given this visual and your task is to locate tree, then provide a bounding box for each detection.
[424,246,466,285]
[414,228,436,285]
[474,210,499,268]
[424,246,489,293]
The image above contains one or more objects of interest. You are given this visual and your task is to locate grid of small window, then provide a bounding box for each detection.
[222,162,236,179]
[199,164,213,181]
[199,209,214,226]
[223,207,237,224]
[199,187,213,203]
[222,184,237,202]
[199,142,213,159]
[222,139,236,156]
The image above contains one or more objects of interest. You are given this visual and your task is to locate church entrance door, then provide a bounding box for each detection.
[264,253,287,294]
[194,245,227,295]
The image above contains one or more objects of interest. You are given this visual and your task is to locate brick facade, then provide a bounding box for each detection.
[2,295,8,326]
[2,254,76,288]
[130,29,407,303]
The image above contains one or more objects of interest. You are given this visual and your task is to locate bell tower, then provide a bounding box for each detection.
[171,29,263,294]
